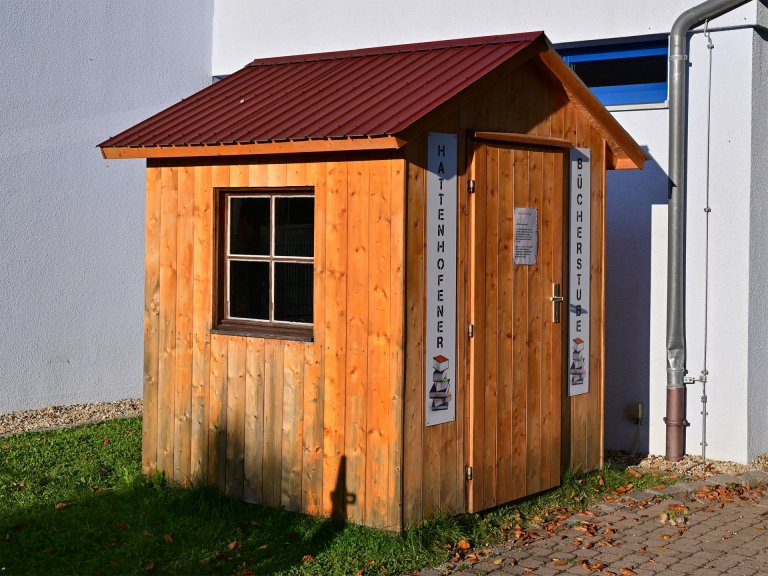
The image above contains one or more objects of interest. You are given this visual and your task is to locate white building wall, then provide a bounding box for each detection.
[748,3,768,461]
[677,26,754,462]
[212,0,765,462]
[0,1,213,413]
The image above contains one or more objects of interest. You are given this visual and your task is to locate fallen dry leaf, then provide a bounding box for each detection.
[54,502,68,510]
[258,544,268,550]
[301,555,314,563]
[456,538,471,551]
[228,540,240,551]
[163,534,173,544]
[102,438,110,446]
[493,558,503,565]
[660,534,672,540]
[144,560,156,572]
[552,558,569,567]
[620,569,637,576]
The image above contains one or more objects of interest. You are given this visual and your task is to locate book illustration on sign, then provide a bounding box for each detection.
[569,304,588,315]
[570,338,586,387]
[430,355,452,412]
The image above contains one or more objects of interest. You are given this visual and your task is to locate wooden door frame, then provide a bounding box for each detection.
[463,134,569,513]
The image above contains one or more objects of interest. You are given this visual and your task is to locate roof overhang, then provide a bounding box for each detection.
[535,39,646,171]
[101,135,406,159]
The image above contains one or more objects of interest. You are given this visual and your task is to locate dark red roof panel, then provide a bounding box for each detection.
[100,32,543,148]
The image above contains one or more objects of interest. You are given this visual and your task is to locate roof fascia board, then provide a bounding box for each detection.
[535,41,646,170]
[100,136,406,160]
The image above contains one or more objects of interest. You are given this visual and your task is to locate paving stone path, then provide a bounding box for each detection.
[420,471,768,576]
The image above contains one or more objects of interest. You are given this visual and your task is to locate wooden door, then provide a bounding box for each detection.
[466,140,566,512]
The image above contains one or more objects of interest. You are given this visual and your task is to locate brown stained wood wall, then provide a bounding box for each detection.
[402,59,606,526]
[143,56,613,531]
[143,156,406,530]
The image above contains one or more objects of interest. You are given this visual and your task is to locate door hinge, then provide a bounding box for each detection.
[467,179,476,194]
[466,466,473,481]
[468,323,474,338]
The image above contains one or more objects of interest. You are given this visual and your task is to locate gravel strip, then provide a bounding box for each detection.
[607,450,768,479]
[0,398,142,437]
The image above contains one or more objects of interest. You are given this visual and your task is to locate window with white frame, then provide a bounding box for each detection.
[216,188,314,339]
[558,38,668,107]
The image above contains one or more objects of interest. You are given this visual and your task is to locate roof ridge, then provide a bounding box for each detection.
[246,32,544,67]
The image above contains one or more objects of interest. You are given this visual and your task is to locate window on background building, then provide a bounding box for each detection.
[558,39,668,107]
[216,188,314,339]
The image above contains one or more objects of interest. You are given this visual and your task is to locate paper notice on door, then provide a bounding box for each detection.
[514,207,538,265]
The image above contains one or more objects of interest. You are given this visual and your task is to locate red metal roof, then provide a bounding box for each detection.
[99,32,543,149]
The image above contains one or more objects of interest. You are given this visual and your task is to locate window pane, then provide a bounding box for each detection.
[275,197,314,257]
[274,262,313,323]
[570,55,667,88]
[230,197,270,255]
[229,260,269,320]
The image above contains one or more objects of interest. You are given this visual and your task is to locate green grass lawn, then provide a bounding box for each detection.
[0,418,667,575]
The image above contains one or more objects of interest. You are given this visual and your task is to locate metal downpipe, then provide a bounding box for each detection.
[666,0,752,461]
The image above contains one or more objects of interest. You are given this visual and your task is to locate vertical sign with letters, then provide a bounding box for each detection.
[426,133,457,426]
[569,148,591,397]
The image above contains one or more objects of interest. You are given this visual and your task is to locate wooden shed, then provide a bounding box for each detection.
[100,32,644,531]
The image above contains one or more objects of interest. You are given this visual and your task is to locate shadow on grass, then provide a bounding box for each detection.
[0,475,348,575]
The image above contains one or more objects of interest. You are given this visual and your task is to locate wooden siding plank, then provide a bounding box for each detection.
[551,152,565,488]
[174,165,194,485]
[483,145,499,509]
[157,166,179,479]
[345,160,369,525]
[208,332,228,488]
[244,337,265,503]
[248,161,268,188]
[526,150,543,495]
[263,340,285,507]
[586,133,605,471]
[471,143,487,510]
[403,144,426,526]
[510,149,528,500]
[496,146,515,505]
[282,341,304,512]
[302,162,325,516]
[143,165,162,474]
[539,151,555,491]
[191,165,212,483]
[322,161,348,519]
[388,159,406,530]
[287,161,308,187]
[366,158,393,528]
[267,162,288,188]
[226,336,246,499]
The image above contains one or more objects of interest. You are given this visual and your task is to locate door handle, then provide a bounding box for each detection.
[549,282,564,323]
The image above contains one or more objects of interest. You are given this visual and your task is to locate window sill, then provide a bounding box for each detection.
[212,321,313,342]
